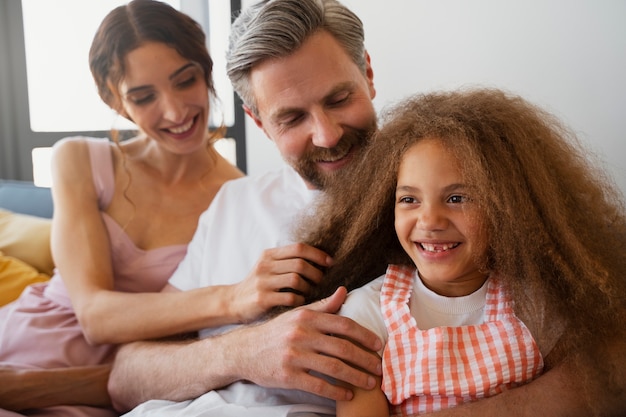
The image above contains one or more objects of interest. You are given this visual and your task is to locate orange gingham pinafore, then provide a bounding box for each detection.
[381,264,544,416]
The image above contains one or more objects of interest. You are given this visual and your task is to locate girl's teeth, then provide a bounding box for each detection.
[420,242,459,253]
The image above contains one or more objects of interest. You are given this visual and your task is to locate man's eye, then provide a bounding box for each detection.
[279,114,304,127]
[329,92,350,106]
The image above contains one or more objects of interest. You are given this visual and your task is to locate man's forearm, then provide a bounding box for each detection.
[109,335,238,412]
[0,365,110,411]
[110,292,385,412]
[421,342,626,417]
[419,364,588,417]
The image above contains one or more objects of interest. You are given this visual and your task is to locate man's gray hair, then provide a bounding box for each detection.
[226,0,366,116]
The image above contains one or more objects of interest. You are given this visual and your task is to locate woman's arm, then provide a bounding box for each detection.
[0,365,110,410]
[49,140,230,344]
[50,139,209,344]
[50,140,327,345]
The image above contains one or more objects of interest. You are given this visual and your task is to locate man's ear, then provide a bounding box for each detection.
[364,50,376,100]
[243,104,263,130]
[243,104,273,142]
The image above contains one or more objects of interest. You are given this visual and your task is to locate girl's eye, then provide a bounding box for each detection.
[448,194,469,204]
[397,196,416,204]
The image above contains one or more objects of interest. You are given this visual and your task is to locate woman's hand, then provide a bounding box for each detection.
[228,243,333,323]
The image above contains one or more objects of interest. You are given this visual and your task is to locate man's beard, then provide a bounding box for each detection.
[291,123,375,189]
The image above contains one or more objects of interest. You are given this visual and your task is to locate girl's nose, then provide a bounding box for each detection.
[416,203,448,231]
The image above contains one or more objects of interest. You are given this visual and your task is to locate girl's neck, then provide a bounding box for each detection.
[418,271,489,297]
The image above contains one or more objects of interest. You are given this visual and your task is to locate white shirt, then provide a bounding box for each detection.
[124,167,334,417]
[339,271,488,356]
[170,165,318,338]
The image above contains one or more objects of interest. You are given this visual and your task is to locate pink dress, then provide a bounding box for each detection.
[0,138,188,417]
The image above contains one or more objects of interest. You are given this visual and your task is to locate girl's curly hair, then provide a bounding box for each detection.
[297,89,626,396]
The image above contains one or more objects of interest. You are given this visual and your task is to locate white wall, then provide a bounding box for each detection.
[244,0,626,197]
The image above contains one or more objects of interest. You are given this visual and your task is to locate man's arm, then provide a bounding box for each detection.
[422,339,626,417]
[109,287,383,412]
[0,365,110,410]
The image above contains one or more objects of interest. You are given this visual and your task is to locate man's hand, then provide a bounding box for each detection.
[231,286,383,401]
[109,287,383,410]
[229,243,333,323]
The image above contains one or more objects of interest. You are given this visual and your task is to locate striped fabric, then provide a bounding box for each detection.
[381,264,543,416]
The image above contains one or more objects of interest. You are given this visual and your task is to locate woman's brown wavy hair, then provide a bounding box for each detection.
[89,0,216,116]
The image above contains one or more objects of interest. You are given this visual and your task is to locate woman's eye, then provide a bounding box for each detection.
[176,75,198,89]
[174,66,204,89]
[128,93,155,106]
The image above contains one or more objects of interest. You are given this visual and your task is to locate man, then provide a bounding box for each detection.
[109,1,626,416]
[109,0,381,413]
[0,1,379,415]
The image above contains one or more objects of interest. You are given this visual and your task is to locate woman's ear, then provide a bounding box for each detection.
[106,80,131,120]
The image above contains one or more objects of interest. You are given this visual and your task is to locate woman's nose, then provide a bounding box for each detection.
[160,93,185,123]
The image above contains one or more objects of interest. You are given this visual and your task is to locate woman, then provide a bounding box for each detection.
[0,1,249,415]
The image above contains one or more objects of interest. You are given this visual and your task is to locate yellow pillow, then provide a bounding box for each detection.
[0,251,50,306]
[0,209,54,275]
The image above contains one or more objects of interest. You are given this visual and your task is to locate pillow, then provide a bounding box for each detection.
[0,251,50,306]
[0,209,54,275]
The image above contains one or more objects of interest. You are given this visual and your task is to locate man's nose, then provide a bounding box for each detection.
[311,111,342,148]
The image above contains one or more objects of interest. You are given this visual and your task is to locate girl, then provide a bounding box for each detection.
[299,88,626,416]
